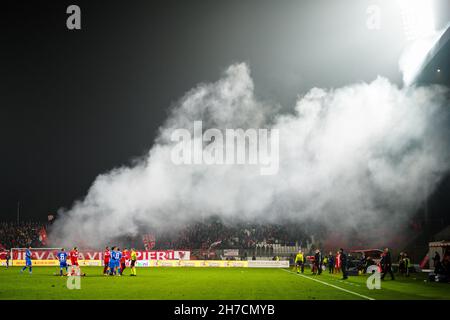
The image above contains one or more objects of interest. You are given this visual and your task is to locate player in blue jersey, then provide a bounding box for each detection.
[109,246,117,275]
[20,246,32,274]
[57,248,68,276]
[116,248,123,276]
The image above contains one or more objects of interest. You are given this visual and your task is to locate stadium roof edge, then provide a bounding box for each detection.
[412,24,450,86]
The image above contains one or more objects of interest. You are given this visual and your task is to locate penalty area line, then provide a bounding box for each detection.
[281,269,375,300]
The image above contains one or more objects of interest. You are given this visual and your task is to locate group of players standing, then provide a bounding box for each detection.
[102,246,137,276]
[43,246,137,277]
[58,246,137,277]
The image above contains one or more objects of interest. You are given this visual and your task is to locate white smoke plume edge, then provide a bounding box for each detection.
[50,63,450,248]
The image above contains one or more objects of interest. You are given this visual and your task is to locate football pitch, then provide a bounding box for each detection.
[0,266,449,300]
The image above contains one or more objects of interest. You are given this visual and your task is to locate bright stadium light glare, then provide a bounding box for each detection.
[397,0,435,41]
[396,0,444,85]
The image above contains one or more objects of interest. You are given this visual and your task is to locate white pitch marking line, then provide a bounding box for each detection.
[282,269,375,301]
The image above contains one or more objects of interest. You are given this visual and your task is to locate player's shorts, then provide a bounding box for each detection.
[104,260,110,267]
[70,260,79,266]
[60,262,67,268]
[25,258,32,266]
[295,261,303,266]
[130,260,136,267]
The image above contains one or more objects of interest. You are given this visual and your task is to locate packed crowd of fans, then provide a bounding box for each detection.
[0,219,312,252]
[0,221,48,249]
[154,218,312,250]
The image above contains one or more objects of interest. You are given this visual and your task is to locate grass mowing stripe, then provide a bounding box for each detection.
[281,269,375,301]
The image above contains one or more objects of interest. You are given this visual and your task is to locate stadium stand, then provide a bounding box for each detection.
[0,221,48,249]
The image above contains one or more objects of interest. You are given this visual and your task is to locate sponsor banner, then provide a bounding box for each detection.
[143,260,250,268]
[223,249,239,257]
[180,260,199,267]
[135,250,190,260]
[79,260,102,267]
[248,260,289,268]
[226,260,248,268]
[12,250,190,261]
[12,250,103,261]
[12,260,59,266]
[136,260,149,267]
[11,259,102,267]
[8,258,287,268]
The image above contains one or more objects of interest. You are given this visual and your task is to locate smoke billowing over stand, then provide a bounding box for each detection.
[49,62,450,250]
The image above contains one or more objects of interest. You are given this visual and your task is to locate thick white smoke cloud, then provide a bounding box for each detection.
[50,63,450,248]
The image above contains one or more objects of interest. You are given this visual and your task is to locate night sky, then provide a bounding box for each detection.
[1,0,449,221]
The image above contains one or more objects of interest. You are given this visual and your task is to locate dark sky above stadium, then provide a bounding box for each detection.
[1,0,449,221]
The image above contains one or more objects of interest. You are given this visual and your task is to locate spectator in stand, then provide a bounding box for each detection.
[0,221,48,249]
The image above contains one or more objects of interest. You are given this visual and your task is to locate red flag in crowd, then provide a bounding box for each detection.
[142,234,155,250]
[39,227,48,245]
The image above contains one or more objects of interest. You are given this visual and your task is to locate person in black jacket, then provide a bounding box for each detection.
[380,247,395,280]
[314,249,323,275]
[328,251,335,274]
[433,251,441,274]
[340,248,348,280]
[6,250,10,268]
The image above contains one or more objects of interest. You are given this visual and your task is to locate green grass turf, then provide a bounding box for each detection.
[0,266,449,300]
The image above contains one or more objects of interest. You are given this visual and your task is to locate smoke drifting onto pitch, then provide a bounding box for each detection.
[50,63,450,248]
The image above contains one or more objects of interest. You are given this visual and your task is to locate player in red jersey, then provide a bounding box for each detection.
[69,247,79,266]
[69,247,85,276]
[119,248,129,275]
[103,246,111,275]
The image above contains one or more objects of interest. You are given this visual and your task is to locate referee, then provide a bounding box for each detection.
[130,248,137,276]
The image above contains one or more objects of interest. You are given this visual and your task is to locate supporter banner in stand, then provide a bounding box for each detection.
[223,249,239,257]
